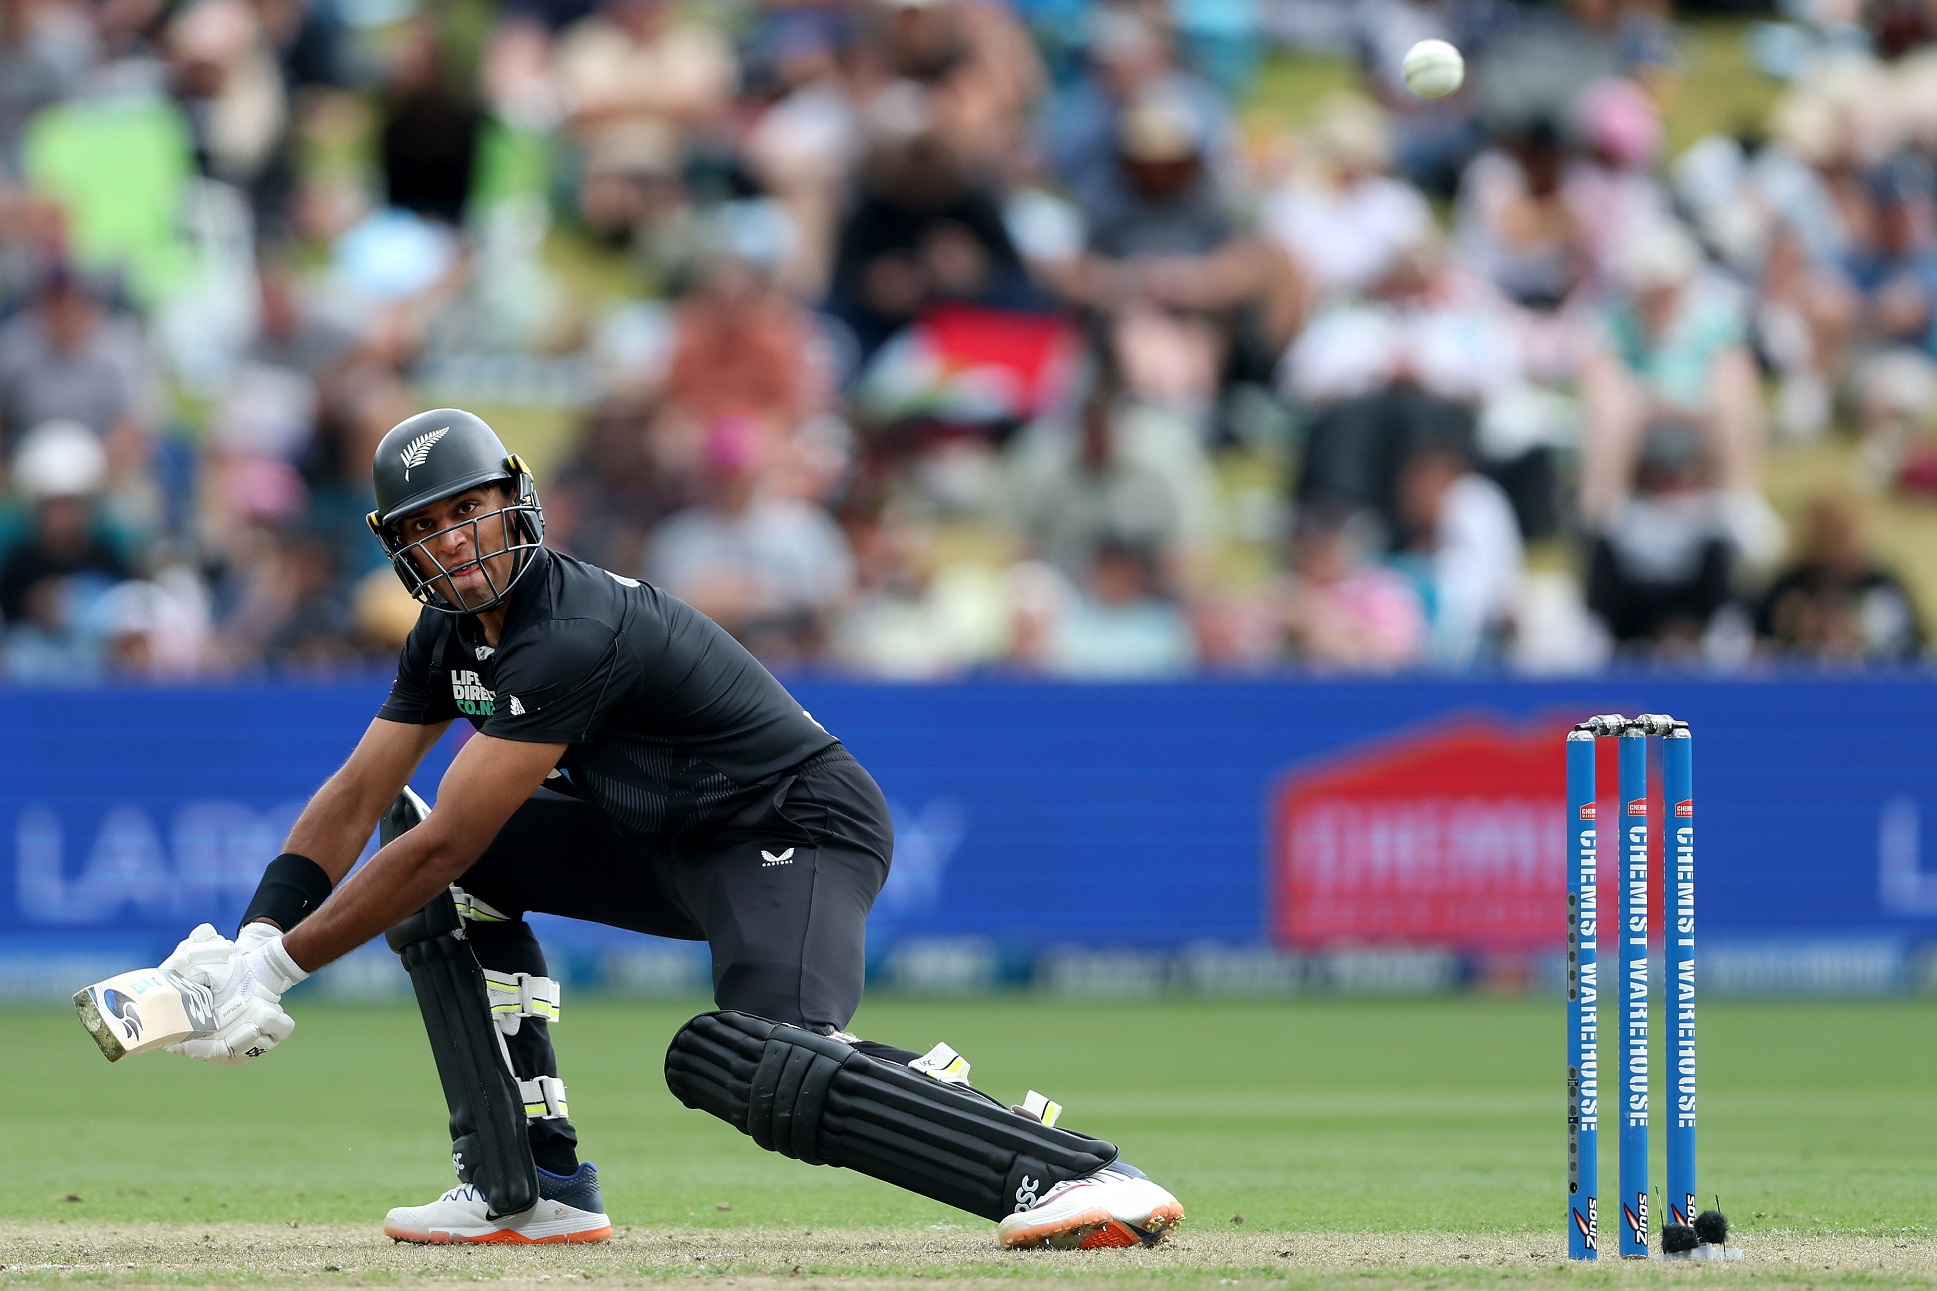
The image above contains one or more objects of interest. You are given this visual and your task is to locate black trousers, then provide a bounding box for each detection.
[454,745,895,1174]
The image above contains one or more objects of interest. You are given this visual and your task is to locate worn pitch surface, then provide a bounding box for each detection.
[2,998,1932,1286]
[1,1223,1935,1288]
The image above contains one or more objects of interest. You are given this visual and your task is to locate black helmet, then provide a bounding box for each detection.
[366,408,545,613]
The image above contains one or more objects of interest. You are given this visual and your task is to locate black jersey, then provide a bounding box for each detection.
[378,546,838,835]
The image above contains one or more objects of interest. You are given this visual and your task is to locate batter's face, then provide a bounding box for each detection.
[399,485,521,611]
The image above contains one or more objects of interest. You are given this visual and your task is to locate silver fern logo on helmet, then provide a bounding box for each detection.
[399,427,450,480]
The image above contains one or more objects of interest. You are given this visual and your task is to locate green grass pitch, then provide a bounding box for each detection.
[2,996,1933,1284]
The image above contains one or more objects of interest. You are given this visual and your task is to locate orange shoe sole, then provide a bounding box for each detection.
[1002,1201,1185,1251]
[384,1223,613,1245]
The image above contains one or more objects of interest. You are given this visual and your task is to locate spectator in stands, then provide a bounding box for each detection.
[554,0,735,140]
[0,268,160,536]
[1584,423,1734,659]
[1566,77,1669,289]
[645,415,854,663]
[826,97,1030,359]
[1044,536,1195,677]
[1260,93,1433,309]
[1053,89,1287,417]
[1043,8,1233,220]
[1345,0,1494,194]
[1670,93,1861,442]
[0,268,157,459]
[207,255,358,475]
[1394,440,1523,668]
[742,23,864,299]
[186,468,346,672]
[833,500,946,677]
[1281,229,1521,547]
[850,0,1042,177]
[1474,0,1675,133]
[258,0,346,95]
[97,566,214,678]
[249,255,360,383]
[1579,222,1770,547]
[1840,156,1937,452]
[1002,376,1217,581]
[0,421,132,681]
[0,0,90,178]
[206,246,346,569]
[0,187,64,312]
[547,395,687,573]
[88,0,171,95]
[661,200,821,436]
[3,0,1928,686]
[1757,492,1924,664]
[1454,119,1586,311]
[293,365,414,579]
[378,21,483,226]
[259,530,359,670]
[479,0,574,133]
[833,500,1008,678]
[0,421,129,626]
[1277,502,1426,671]
[1060,89,1243,299]
[167,0,293,225]
[553,0,736,244]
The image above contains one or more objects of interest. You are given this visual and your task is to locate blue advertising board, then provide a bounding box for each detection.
[0,678,1933,995]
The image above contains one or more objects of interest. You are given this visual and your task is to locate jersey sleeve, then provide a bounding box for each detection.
[478,617,621,744]
[377,611,461,725]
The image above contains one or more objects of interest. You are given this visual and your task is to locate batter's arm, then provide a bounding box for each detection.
[282,718,453,884]
[281,734,567,972]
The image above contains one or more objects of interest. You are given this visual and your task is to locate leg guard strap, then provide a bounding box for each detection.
[386,890,539,1219]
[483,969,561,1034]
[520,1074,570,1120]
[451,884,513,925]
[665,1010,1118,1222]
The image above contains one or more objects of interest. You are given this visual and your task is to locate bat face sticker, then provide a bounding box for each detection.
[101,988,143,1043]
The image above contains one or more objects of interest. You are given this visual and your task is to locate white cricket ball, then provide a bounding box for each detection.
[1402,39,1464,100]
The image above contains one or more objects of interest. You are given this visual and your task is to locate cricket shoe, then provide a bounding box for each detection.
[997,1162,1184,1250]
[384,1163,612,1244]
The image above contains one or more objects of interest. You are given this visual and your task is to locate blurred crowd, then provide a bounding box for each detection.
[0,0,1931,681]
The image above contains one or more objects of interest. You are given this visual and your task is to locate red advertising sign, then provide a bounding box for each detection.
[1271,718,1574,953]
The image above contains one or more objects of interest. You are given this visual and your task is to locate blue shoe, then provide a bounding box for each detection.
[538,1163,605,1214]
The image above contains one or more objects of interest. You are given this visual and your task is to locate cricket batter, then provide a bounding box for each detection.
[158,409,1184,1251]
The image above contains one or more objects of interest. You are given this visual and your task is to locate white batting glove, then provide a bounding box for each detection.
[159,923,235,980]
[235,921,283,954]
[166,927,309,1065]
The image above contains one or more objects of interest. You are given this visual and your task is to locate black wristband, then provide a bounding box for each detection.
[239,853,334,934]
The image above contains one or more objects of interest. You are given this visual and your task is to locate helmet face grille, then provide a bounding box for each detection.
[377,497,545,614]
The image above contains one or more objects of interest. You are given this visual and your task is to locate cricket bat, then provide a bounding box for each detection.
[74,967,217,1063]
